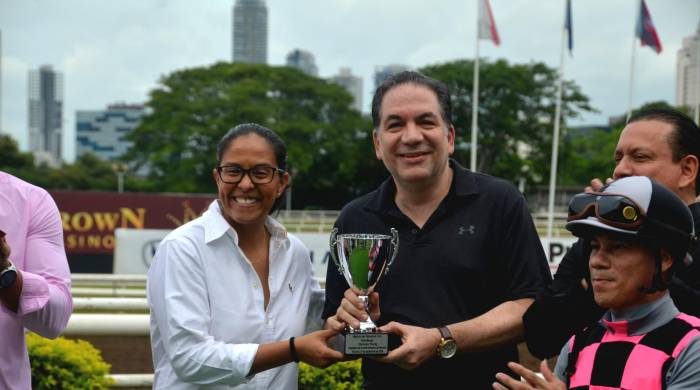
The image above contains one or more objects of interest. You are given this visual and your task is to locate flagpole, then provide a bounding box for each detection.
[546,0,568,240]
[627,1,641,122]
[470,1,481,172]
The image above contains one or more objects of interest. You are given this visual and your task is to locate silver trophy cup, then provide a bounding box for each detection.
[329,228,399,355]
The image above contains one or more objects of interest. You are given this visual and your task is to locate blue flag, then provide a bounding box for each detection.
[636,0,662,53]
[565,0,573,54]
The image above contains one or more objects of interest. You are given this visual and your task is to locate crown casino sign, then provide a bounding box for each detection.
[51,191,214,273]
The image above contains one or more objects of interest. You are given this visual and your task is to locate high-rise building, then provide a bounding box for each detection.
[28,65,63,163]
[286,49,318,77]
[232,0,268,64]
[677,24,700,118]
[76,104,145,161]
[329,67,363,112]
[374,64,409,90]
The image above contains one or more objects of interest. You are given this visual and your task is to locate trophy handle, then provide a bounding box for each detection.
[329,228,344,273]
[384,228,399,275]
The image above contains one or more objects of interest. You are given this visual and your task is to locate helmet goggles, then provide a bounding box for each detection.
[567,192,644,231]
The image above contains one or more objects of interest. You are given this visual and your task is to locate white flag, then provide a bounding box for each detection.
[478,0,500,46]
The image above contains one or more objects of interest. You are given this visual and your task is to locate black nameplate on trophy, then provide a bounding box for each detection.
[344,332,389,356]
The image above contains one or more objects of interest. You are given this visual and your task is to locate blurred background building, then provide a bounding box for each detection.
[374,64,409,90]
[677,24,700,119]
[28,65,63,165]
[232,0,268,64]
[329,67,363,112]
[286,49,318,77]
[76,103,145,162]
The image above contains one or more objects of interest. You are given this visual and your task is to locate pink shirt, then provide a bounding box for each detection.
[0,172,72,389]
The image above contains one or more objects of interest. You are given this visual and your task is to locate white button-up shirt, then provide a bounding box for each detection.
[148,201,324,389]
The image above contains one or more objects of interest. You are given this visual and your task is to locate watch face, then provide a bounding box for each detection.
[0,269,17,288]
[440,339,457,359]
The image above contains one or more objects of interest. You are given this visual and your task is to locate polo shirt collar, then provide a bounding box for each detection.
[364,158,479,215]
[202,200,288,244]
[689,202,700,226]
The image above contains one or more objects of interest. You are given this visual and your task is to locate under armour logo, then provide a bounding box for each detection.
[458,225,476,235]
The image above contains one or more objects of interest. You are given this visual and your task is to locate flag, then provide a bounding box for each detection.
[636,0,662,53]
[565,0,573,54]
[478,0,500,46]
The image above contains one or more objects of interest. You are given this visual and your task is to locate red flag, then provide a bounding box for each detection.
[478,0,500,46]
[636,0,662,53]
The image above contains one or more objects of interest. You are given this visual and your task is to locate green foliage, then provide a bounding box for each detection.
[26,333,114,390]
[125,62,383,208]
[558,127,620,186]
[0,134,153,192]
[0,134,34,169]
[420,59,594,187]
[299,360,363,390]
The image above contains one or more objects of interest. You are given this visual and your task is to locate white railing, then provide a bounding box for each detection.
[73,297,149,311]
[276,209,340,233]
[64,313,150,336]
[72,273,147,287]
[72,287,147,297]
[108,373,154,388]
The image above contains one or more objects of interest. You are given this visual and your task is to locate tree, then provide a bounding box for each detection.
[0,134,34,169]
[125,62,383,209]
[419,59,594,189]
[557,126,621,186]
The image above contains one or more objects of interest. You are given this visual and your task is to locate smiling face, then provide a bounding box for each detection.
[212,133,288,232]
[588,233,672,312]
[613,120,687,196]
[373,83,455,189]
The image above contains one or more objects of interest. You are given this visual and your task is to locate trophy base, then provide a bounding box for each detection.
[333,331,389,356]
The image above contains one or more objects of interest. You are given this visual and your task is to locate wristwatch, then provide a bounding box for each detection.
[0,261,18,289]
[436,326,457,359]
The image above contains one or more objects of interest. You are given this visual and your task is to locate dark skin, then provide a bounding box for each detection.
[0,229,22,312]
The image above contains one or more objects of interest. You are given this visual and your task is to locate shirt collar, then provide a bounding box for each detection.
[364,158,479,215]
[202,200,288,244]
[689,202,700,226]
[601,293,678,335]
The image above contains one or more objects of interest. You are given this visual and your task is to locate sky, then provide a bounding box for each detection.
[1,0,698,162]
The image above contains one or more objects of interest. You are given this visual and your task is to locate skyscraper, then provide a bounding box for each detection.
[76,103,145,162]
[232,0,268,64]
[329,67,363,112]
[676,24,700,119]
[374,64,409,90]
[28,65,63,163]
[286,49,318,77]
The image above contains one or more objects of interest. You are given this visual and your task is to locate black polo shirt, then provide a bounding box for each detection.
[323,159,551,389]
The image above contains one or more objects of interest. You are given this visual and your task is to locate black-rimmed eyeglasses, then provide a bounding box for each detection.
[216,164,285,184]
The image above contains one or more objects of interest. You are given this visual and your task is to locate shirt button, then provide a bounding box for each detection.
[253,282,259,289]
[411,228,418,234]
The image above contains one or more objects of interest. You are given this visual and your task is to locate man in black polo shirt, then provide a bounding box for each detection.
[322,71,551,388]
[522,108,700,360]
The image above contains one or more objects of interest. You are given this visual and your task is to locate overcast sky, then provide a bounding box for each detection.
[1,0,698,162]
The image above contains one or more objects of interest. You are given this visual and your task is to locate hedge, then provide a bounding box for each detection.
[299,359,363,389]
[26,333,114,390]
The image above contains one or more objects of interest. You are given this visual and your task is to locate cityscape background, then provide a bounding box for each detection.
[2,3,699,385]
[0,0,698,165]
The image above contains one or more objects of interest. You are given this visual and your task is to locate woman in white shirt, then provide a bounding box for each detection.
[148,123,343,389]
